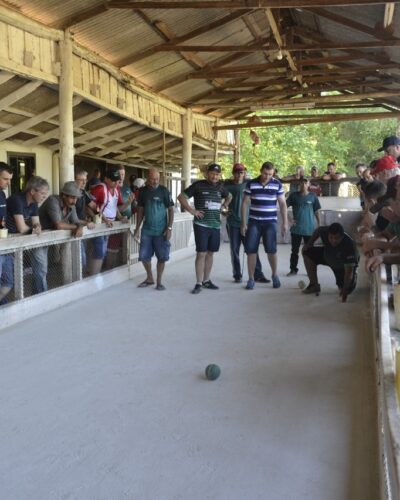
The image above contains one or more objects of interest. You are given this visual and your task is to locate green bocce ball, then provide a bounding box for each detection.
[205,364,221,381]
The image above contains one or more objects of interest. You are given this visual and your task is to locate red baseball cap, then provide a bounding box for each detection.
[232,163,246,173]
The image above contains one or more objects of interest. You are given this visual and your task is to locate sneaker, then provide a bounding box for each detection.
[234,277,242,283]
[272,275,281,288]
[302,283,321,294]
[254,275,271,283]
[202,280,219,290]
[245,279,255,290]
[191,284,202,294]
[286,270,298,276]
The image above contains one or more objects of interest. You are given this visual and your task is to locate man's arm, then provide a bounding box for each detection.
[133,206,144,239]
[277,194,288,236]
[164,206,175,240]
[240,193,251,236]
[315,209,321,227]
[366,253,400,273]
[340,266,355,303]
[177,193,204,218]
[302,227,321,251]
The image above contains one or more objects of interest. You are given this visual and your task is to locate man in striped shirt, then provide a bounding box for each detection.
[178,163,232,294]
[241,161,288,290]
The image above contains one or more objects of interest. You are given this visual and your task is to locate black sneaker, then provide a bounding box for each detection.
[254,276,271,283]
[191,284,202,294]
[302,283,321,295]
[286,270,298,276]
[234,277,242,283]
[202,280,219,290]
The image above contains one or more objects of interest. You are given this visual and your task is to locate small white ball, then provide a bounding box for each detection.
[298,280,306,290]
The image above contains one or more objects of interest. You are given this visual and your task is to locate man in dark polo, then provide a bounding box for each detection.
[302,222,359,302]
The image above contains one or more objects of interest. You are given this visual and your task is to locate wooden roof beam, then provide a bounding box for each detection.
[110,1,400,8]
[0,80,42,111]
[116,10,251,67]
[214,110,400,129]
[51,4,111,30]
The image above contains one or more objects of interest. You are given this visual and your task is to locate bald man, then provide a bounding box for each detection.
[133,168,174,290]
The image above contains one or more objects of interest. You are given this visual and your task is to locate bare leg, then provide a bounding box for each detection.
[303,254,318,284]
[195,252,206,282]
[203,251,214,282]
[0,286,11,303]
[142,260,154,283]
[267,253,278,276]
[88,258,103,276]
[156,261,165,287]
[247,253,257,280]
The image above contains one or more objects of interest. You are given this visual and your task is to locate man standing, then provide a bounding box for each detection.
[0,162,13,303]
[89,168,128,275]
[286,178,321,276]
[302,222,359,302]
[224,163,269,284]
[133,168,174,291]
[241,161,288,290]
[178,163,232,294]
[6,176,49,294]
[321,162,344,196]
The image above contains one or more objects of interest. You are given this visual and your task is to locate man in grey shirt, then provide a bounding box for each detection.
[38,181,93,290]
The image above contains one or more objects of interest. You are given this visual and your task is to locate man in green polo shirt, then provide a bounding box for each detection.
[133,168,174,291]
[178,163,232,294]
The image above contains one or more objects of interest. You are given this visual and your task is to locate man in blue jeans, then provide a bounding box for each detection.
[224,163,269,284]
[241,161,288,289]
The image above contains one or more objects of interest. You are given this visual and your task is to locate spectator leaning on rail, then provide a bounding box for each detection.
[241,161,288,290]
[133,168,174,291]
[6,176,49,295]
[0,162,13,304]
[178,163,232,295]
[89,168,129,275]
[39,181,95,289]
[370,136,400,184]
[301,222,359,302]
[321,162,345,196]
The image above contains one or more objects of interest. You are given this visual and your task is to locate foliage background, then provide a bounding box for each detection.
[219,109,398,179]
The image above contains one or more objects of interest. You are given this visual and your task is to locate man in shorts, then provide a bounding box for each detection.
[178,163,232,294]
[133,168,174,290]
[241,161,288,289]
[302,222,359,302]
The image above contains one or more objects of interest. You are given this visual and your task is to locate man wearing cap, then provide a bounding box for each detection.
[178,163,232,294]
[133,168,174,290]
[39,181,95,290]
[241,161,288,289]
[286,177,321,276]
[372,136,400,184]
[89,168,128,275]
[224,163,269,284]
[0,162,13,304]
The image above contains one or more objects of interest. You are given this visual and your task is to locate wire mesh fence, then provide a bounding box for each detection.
[0,226,130,307]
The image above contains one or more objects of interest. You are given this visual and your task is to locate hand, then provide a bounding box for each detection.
[281,221,288,237]
[119,216,129,224]
[104,219,113,228]
[192,209,204,219]
[32,223,41,235]
[339,288,348,303]
[87,222,95,230]
[72,225,83,238]
[362,238,381,256]
[133,229,140,243]
[164,228,172,240]
[240,224,247,237]
[365,254,383,273]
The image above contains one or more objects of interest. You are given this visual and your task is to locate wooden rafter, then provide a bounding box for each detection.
[109,1,400,8]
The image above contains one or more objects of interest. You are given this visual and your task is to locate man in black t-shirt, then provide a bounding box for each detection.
[0,162,13,304]
[301,223,359,302]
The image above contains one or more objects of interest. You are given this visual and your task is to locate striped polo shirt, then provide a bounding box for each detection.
[245,176,284,222]
[183,180,229,229]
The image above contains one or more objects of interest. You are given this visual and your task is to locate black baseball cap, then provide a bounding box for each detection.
[377,135,400,152]
[207,163,221,173]
[105,168,121,181]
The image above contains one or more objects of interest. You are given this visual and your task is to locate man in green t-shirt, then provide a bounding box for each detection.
[178,163,232,294]
[133,168,174,291]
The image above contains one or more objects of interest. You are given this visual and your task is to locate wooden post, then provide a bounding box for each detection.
[162,125,167,185]
[182,108,192,190]
[214,120,219,163]
[52,153,60,194]
[59,30,75,187]
[234,129,240,165]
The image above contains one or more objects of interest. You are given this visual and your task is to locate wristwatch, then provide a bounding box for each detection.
[167,226,172,230]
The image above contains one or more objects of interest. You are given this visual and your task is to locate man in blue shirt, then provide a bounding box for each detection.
[241,161,288,289]
[0,162,13,304]
[286,178,321,276]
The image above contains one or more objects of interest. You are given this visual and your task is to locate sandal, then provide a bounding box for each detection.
[138,280,155,288]
[156,284,166,291]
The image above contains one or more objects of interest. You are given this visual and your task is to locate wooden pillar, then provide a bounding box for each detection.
[52,153,60,194]
[161,125,167,185]
[59,30,75,187]
[182,108,192,190]
[234,129,240,165]
[214,119,219,163]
